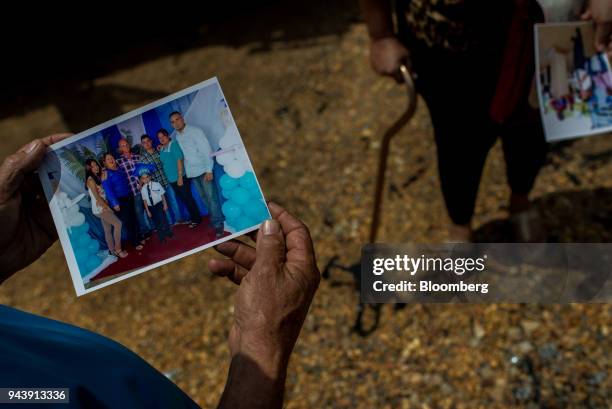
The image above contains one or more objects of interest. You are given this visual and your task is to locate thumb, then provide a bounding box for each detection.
[581,10,592,21]
[0,139,47,203]
[254,219,286,271]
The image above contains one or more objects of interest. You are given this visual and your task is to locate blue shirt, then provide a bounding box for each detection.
[159,140,185,184]
[175,125,214,178]
[102,167,132,208]
[0,305,199,408]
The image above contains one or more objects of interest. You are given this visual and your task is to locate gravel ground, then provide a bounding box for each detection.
[0,3,610,408]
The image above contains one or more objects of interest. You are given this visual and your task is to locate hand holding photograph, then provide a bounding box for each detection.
[38,78,269,296]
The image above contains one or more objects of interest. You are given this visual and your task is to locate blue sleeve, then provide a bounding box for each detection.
[102,175,119,208]
[0,305,201,409]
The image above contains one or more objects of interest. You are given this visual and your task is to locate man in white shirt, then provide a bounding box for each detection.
[171,111,225,238]
[139,170,173,243]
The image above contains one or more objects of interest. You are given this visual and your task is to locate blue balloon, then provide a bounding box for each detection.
[219,174,239,191]
[72,223,90,235]
[87,240,100,253]
[248,188,263,200]
[231,215,256,231]
[230,187,250,205]
[74,249,89,266]
[222,200,242,220]
[243,200,269,222]
[238,172,258,190]
[75,233,90,249]
[221,188,233,200]
[85,257,101,272]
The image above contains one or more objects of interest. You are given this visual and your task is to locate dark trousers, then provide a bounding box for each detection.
[149,202,172,240]
[115,195,140,247]
[406,39,547,226]
[170,180,201,224]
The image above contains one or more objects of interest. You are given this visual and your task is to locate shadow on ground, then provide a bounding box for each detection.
[1,0,360,129]
[474,187,612,242]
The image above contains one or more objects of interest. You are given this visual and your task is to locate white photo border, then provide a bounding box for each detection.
[534,22,612,142]
[38,77,268,296]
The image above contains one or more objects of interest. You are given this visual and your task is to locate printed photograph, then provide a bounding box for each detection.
[536,22,612,141]
[39,78,270,295]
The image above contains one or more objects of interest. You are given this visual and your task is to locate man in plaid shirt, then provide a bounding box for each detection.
[116,138,153,239]
[139,134,184,226]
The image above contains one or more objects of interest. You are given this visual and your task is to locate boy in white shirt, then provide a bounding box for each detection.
[139,171,173,243]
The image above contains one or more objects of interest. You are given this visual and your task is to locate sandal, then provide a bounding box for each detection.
[135,244,144,251]
[114,250,128,258]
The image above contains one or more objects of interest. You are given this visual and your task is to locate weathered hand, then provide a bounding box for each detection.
[369,36,411,82]
[209,202,320,378]
[583,0,612,57]
[0,134,72,282]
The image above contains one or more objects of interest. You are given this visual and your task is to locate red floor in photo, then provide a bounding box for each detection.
[90,217,226,282]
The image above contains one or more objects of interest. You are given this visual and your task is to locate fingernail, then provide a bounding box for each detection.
[24,140,40,154]
[262,219,280,235]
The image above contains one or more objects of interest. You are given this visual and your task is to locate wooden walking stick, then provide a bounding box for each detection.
[369,64,417,243]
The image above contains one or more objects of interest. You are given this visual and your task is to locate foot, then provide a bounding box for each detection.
[189,222,199,229]
[215,227,225,239]
[135,244,144,251]
[114,249,128,258]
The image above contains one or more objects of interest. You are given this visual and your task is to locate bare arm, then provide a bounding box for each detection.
[359,0,410,78]
[87,177,109,209]
[359,0,394,40]
[177,159,184,185]
[218,354,286,409]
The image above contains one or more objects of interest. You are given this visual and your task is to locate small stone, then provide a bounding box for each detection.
[538,343,558,362]
[473,322,486,339]
[518,341,534,354]
[520,320,540,335]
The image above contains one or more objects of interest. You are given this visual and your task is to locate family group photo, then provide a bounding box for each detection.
[40,79,269,294]
[537,22,612,141]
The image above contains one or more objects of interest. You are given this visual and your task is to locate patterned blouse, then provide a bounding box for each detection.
[116,153,143,196]
[401,0,511,52]
[140,149,170,188]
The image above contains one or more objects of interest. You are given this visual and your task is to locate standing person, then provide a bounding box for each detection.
[84,159,127,258]
[139,170,173,243]
[359,0,548,242]
[157,128,202,228]
[101,153,145,251]
[140,134,184,226]
[116,138,152,240]
[170,112,225,238]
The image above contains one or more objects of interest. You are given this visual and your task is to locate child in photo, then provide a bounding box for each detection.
[139,170,173,243]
